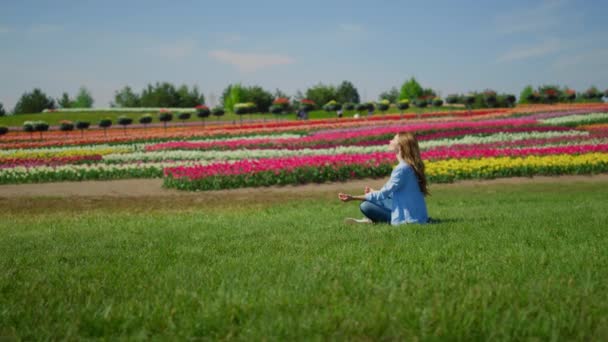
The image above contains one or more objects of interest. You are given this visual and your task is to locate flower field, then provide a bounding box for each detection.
[2,104,608,188]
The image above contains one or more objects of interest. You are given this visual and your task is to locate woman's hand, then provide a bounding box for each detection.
[364,186,374,194]
[338,193,353,202]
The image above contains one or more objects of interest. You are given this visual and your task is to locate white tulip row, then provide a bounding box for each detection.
[100,130,590,163]
[0,134,303,156]
[0,160,230,183]
[541,112,608,125]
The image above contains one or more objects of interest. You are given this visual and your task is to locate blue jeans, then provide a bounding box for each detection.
[360,200,391,224]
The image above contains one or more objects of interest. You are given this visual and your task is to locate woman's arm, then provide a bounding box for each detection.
[365,166,407,202]
[338,193,366,202]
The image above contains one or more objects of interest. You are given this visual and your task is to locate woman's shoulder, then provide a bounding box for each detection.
[396,161,413,171]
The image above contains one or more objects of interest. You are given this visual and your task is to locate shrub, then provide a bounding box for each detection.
[234,103,255,115]
[323,100,341,111]
[139,114,153,125]
[432,98,444,107]
[397,99,410,113]
[23,121,35,138]
[75,121,90,130]
[563,89,576,101]
[505,94,517,107]
[342,102,355,111]
[463,95,476,108]
[376,99,390,112]
[59,120,74,131]
[445,94,459,104]
[195,105,210,118]
[272,97,290,106]
[484,90,497,107]
[355,103,368,111]
[98,118,112,128]
[117,116,133,126]
[526,92,540,103]
[117,116,133,135]
[366,102,375,112]
[542,89,559,104]
[415,99,428,108]
[22,120,50,139]
[0,126,8,135]
[177,112,191,126]
[583,87,602,100]
[299,99,316,112]
[195,105,210,126]
[33,121,49,132]
[158,111,173,131]
[268,97,290,114]
[211,106,225,117]
[75,121,90,137]
[269,105,283,114]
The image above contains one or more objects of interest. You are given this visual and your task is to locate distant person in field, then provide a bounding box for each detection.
[338,132,430,225]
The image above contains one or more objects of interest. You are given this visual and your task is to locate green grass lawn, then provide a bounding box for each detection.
[0,106,463,127]
[1,180,607,340]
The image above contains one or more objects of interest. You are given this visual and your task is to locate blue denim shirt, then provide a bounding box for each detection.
[364,161,429,225]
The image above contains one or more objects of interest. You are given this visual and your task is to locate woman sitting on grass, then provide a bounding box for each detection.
[338,132,430,225]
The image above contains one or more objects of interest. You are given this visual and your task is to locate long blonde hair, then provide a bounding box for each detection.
[396,132,429,196]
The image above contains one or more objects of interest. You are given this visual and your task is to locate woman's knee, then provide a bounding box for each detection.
[359,200,374,215]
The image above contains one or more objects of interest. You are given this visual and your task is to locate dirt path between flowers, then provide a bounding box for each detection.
[2,174,608,198]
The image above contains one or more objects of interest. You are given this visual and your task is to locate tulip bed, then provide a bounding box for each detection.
[1,104,608,186]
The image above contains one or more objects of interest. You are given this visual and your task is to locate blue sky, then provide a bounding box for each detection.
[1,0,607,110]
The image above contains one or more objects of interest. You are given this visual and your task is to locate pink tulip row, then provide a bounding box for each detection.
[147,119,543,152]
[164,144,607,181]
[164,153,396,180]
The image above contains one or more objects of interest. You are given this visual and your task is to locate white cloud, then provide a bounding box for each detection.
[208,49,295,72]
[28,24,62,34]
[497,39,561,62]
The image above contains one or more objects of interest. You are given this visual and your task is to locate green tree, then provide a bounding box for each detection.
[306,83,337,108]
[177,85,205,107]
[421,88,436,99]
[379,86,399,103]
[13,88,56,114]
[519,85,534,104]
[222,84,245,112]
[0,102,5,116]
[72,86,94,108]
[335,80,360,104]
[140,82,180,107]
[399,77,423,101]
[58,92,73,108]
[112,86,141,107]
[243,86,273,112]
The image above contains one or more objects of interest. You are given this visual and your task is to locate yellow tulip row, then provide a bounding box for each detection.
[426,153,608,181]
[0,147,132,159]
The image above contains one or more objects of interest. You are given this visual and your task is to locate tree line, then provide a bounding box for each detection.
[2,79,606,116]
